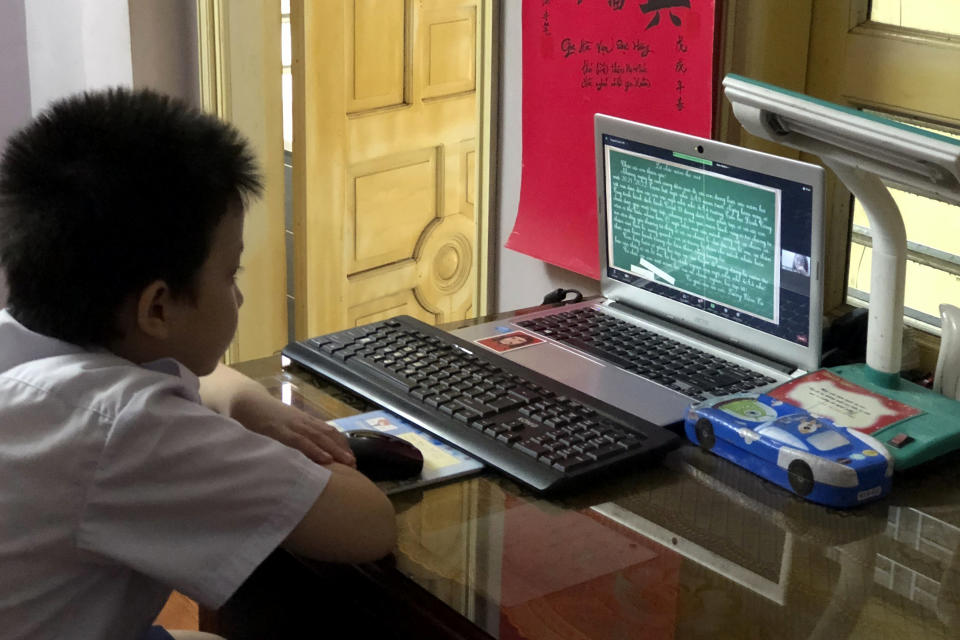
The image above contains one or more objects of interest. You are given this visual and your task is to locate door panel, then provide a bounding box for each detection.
[348,0,405,112]
[348,148,438,274]
[348,279,437,327]
[294,0,483,338]
[420,5,477,99]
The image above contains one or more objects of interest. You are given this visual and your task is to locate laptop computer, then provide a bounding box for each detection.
[452,114,825,427]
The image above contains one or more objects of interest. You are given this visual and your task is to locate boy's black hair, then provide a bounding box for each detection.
[0,87,262,346]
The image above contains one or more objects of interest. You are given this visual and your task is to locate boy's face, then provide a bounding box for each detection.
[166,208,245,376]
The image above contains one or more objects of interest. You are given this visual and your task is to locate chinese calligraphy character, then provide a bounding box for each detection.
[640,0,692,30]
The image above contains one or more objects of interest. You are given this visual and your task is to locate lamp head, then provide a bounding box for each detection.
[723,74,960,205]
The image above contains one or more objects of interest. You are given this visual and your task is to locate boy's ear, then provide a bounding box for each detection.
[136,279,173,339]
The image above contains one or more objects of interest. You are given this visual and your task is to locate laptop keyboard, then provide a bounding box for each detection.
[515,307,776,401]
[282,315,680,493]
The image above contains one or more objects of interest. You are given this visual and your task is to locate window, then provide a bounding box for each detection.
[870,0,960,36]
[817,1,960,335]
[848,120,960,329]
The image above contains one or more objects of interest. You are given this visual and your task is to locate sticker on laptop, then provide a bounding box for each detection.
[475,330,544,352]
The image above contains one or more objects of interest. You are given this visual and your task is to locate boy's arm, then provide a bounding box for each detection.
[199,363,356,467]
[200,365,397,562]
[283,462,398,562]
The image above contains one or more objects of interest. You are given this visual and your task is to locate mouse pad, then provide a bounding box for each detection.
[328,410,484,494]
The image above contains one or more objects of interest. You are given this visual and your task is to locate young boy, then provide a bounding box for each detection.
[0,88,396,639]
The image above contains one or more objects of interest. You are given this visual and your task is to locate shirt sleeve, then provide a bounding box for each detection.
[76,379,331,609]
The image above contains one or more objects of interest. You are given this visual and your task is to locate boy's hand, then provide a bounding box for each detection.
[240,401,356,467]
[198,363,356,467]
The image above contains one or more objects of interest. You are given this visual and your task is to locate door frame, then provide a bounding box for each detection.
[197,0,287,362]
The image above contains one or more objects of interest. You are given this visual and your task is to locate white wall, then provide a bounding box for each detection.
[23,0,134,115]
[0,1,31,143]
[0,0,198,311]
[129,0,200,107]
[0,0,133,311]
[494,2,600,312]
[0,0,31,308]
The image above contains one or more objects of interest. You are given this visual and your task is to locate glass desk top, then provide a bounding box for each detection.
[232,354,960,640]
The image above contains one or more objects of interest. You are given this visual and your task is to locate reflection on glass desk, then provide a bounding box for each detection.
[209,354,960,640]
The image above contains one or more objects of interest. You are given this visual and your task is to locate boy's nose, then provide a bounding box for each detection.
[235,286,244,308]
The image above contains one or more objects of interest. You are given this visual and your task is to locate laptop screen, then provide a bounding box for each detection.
[595,115,824,372]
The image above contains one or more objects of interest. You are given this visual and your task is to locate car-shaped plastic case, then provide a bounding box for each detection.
[684,393,892,508]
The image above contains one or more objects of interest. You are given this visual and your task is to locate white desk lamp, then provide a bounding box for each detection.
[724,74,960,387]
[723,74,960,469]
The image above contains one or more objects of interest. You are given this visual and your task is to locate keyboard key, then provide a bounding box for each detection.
[552,454,592,473]
[487,396,523,412]
[516,439,552,459]
[454,397,496,418]
[587,443,623,461]
[453,408,480,423]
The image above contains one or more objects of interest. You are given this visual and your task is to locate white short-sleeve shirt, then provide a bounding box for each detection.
[0,310,332,639]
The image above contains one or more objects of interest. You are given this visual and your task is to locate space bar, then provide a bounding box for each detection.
[350,356,418,391]
[561,338,633,369]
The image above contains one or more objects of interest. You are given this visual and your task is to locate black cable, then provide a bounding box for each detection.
[541,288,584,305]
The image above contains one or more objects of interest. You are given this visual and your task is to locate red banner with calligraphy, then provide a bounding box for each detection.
[506,0,717,278]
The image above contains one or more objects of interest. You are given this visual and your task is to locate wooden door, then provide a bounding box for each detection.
[292,0,489,338]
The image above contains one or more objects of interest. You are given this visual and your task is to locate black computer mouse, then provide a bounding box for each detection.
[346,429,424,481]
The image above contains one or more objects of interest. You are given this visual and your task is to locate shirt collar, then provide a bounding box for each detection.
[141,358,201,400]
[0,309,202,401]
[0,308,86,373]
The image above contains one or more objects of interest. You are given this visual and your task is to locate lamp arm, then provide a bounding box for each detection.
[826,161,907,384]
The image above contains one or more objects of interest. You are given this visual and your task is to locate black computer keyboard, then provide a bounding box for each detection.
[516,307,776,401]
[283,316,680,493]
